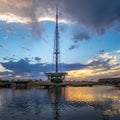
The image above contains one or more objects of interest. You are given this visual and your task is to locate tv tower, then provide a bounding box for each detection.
[54,1,59,73]
[45,0,67,83]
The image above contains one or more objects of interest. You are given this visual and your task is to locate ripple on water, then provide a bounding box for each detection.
[0,86,119,120]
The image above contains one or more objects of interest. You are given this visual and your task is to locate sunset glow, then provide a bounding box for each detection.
[0,0,120,80]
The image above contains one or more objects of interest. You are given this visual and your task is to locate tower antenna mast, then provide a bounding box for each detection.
[54,0,59,73]
[45,0,67,83]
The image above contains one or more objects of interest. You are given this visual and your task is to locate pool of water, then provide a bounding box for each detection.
[0,85,120,120]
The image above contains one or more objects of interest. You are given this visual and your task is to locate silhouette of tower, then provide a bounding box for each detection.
[45,1,67,83]
[54,3,59,73]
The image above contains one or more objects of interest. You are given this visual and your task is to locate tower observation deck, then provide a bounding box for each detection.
[45,2,67,83]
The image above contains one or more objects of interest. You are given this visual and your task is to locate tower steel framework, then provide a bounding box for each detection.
[45,2,67,82]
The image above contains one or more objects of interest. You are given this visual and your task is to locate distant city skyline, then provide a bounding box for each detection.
[0,0,120,80]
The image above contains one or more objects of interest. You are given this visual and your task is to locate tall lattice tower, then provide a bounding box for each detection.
[45,1,67,83]
[54,2,60,73]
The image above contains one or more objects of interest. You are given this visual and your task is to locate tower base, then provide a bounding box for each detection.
[45,72,67,83]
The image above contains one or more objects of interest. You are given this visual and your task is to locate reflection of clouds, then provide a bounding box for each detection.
[104,96,120,116]
[104,104,120,116]
[65,86,120,102]
[0,94,3,106]
[65,87,95,102]
[64,86,120,117]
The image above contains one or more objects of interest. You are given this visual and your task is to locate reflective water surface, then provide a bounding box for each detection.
[0,86,120,120]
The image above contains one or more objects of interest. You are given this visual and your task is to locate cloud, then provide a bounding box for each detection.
[1,49,120,80]
[69,32,90,50]
[0,63,12,73]
[3,57,16,61]
[69,44,79,50]
[61,0,120,34]
[21,47,31,51]
[35,57,41,62]
[66,49,120,80]
[63,63,87,71]
[67,64,120,80]
[66,56,120,80]
[0,0,53,36]
[97,50,119,66]
[0,58,88,79]
[73,32,90,42]
[0,49,120,81]
[0,59,52,79]
[0,0,120,34]
[99,50,105,55]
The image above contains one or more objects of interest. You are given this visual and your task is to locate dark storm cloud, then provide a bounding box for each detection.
[73,32,90,42]
[61,0,120,34]
[1,0,120,34]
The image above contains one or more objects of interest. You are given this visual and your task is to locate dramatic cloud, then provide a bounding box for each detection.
[0,58,87,79]
[0,50,120,80]
[61,0,120,34]
[0,53,113,80]
[67,64,120,80]
[0,0,120,34]
[0,58,52,79]
[67,49,120,80]
[0,0,55,36]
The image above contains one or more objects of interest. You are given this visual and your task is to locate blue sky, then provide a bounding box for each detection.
[0,0,120,80]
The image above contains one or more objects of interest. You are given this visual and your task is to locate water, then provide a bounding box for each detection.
[0,86,120,120]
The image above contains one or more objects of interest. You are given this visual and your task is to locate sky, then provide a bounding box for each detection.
[0,0,120,80]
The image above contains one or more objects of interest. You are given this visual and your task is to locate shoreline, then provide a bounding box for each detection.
[0,80,119,89]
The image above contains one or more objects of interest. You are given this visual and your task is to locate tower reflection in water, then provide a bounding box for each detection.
[48,86,120,120]
[49,87,65,120]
